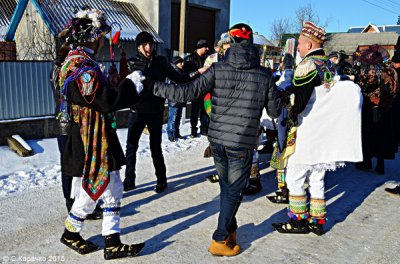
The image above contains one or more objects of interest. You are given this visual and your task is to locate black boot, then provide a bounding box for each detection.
[86,204,103,220]
[60,229,99,254]
[266,187,289,204]
[258,141,274,154]
[154,179,168,193]
[104,233,145,260]
[375,158,385,175]
[355,159,372,171]
[272,219,310,234]
[244,177,262,195]
[308,223,324,236]
[65,198,74,213]
[123,176,136,192]
[190,128,198,138]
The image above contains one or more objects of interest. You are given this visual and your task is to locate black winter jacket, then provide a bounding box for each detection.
[183,51,206,72]
[154,43,282,149]
[128,53,198,114]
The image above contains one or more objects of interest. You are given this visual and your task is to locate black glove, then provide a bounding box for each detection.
[127,57,147,72]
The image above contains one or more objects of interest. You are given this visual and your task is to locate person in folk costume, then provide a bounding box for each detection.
[267,53,295,204]
[50,29,102,220]
[152,23,282,256]
[271,21,363,235]
[58,8,146,259]
[354,45,399,175]
[384,50,400,197]
[123,32,201,193]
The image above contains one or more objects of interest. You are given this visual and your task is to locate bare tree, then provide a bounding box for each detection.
[294,3,330,33]
[270,17,292,47]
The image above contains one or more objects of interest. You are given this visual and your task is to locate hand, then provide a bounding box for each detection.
[198,66,209,74]
[126,71,146,94]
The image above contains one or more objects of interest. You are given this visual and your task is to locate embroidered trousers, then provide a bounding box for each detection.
[285,167,326,221]
[65,171,123,236]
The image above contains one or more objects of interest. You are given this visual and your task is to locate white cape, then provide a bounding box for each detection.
[287,81,363,171]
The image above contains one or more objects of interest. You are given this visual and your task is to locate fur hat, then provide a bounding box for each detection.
[135,31,155,48]
[228,23,253,44]
[300,21,326,44]
[64,8,111,47]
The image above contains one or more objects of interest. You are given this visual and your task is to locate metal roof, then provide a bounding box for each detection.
[348,25,400,35]
[324,32,400,55]
[5,0,162,42]
[0,0,16,38]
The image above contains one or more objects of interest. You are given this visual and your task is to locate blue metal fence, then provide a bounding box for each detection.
[0,61,54,120]
[0,61,120,121]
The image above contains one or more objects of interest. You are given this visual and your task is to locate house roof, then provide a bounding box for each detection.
[324,32,400,55]
[348,24,400,35]
[4,0,162,42]
[0,0,16,39]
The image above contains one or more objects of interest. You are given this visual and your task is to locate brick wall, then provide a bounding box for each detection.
[0,42,16,61]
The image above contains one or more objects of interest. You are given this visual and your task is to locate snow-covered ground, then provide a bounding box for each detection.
[0,121,399,263]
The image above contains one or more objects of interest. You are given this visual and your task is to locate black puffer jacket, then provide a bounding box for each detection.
[154,43,282,149]
[128,53,198,114]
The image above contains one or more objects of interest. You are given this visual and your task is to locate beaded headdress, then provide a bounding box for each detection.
[64,8,111,47]
[300,21,326,44]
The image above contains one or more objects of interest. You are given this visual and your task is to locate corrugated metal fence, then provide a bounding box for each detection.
[0,61,120,121]
[0,61,54,120]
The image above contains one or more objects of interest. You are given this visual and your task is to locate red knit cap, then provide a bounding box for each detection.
[228,23,253,44]
[300,21,326,44]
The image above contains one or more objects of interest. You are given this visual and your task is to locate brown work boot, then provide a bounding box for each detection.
[209,239,240,257]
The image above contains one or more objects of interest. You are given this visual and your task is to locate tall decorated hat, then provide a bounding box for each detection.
[300,21,326,44]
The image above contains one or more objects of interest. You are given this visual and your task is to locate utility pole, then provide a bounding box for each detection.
[179,0,187,57]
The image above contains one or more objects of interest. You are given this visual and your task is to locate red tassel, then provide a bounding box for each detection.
[112,31,121,45]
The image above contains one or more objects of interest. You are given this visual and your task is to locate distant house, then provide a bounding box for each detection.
[0,0,17,60]
[4,0,162,60]
[324,32,400,57]
[348,23,400,34]
[0,0,16,39]
[324,23,400,56]
[131,0,230,56]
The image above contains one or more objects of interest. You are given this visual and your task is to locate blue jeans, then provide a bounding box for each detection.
[210,143,253,241]
[167,101,183,137]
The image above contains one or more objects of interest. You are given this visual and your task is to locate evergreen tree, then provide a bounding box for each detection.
[397,15,400,25]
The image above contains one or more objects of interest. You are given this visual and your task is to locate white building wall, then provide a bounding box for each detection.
[15,2,55,60]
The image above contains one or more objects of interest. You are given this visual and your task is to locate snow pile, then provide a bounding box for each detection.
[0,122,209,199]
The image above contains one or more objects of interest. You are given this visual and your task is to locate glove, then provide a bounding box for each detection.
[126,71,146,94]
[127,57,147,72]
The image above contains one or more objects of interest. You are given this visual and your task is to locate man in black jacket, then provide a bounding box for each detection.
[124,32,200,193]
[183,39,210,137]
[152,23,282,256]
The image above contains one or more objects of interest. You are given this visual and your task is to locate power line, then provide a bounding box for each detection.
[385,0,400,8]
[360,0,399,15]
[375,0,400,13]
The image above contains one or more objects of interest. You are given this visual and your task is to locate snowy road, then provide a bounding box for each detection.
[0,125,399,263]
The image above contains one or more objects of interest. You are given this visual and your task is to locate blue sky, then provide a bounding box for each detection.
[230,0,400,38]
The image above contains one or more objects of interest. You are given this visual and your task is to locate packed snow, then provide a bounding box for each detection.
[0,121,399,263]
